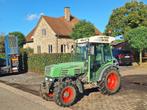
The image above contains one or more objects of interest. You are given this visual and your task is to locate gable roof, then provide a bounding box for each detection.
[25,16,102,42]
[43,16,79,37]
[25,27,36,42]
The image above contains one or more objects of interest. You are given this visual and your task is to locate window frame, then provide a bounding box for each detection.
[48,45,53,53]
[37,45,41,54]
[61,44,66,53]
[42,28,46,36]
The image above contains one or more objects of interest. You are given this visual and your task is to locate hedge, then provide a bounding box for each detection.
[0,52,79,74]
[27,53,74,74]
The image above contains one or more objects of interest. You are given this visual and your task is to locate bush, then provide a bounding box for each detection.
[0,53,5,58]
[27,53,74,74]
[19,48,33,72]
[20,48,34,55]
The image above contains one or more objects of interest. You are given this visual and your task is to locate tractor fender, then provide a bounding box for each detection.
[76,79,84,93]
[98,65,119,81]
[61,77,84,93]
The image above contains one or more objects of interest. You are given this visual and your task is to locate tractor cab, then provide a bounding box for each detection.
[76,36,116,82]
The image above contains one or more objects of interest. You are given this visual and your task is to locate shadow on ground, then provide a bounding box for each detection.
[80,75,147,97]
[0,72,26,77]
[1,74,147,102]
[121,75,147,92]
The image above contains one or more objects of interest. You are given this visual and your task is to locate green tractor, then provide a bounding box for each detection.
[40,35,121,107]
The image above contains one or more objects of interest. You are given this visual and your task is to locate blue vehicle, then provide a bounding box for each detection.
[0,35,19,73]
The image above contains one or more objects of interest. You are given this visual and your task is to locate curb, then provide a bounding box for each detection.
[0,82,71,110]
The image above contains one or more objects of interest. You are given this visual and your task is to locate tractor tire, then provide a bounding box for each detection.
[53,82,77,107]
[98,67,121,95]
[39,84,54,101]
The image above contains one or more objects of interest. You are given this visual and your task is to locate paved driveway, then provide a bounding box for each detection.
[0,87,49,110]
[0,63,147,110]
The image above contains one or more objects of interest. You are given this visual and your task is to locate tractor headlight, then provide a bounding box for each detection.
[45,77,54,82]
[45,77,49,81]
[49,78,53,82]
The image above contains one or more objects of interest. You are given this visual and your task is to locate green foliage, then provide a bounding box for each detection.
[20,48,34,55]
[115,39,125,43]
[105,1,147,37]
[0,35,5,52]
[125,26,147,64]
[71,20,96,39]
[0,53,5,58]
[125,26,147,50]
[27,53,74,74]
[9,32,25,48]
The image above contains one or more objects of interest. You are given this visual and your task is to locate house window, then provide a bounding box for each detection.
[37,45,41,54]
[42,29,46,36]
[71,45,74,52]
[61,44,66,53]
[48,45,52,53]
[71,45,74,49]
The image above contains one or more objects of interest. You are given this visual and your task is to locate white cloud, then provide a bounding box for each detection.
[39,12,45,16]
[26,12,45,21]
[26,14,38,21]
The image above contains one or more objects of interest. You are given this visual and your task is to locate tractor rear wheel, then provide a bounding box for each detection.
[54,82,77,107]
[98,67,121,95]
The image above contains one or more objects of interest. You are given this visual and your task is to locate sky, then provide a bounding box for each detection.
[0,0,147,36]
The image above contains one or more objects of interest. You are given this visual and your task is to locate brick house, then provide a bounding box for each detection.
[24,7,101,54]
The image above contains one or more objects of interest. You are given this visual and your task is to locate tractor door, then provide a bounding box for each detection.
[89,44,112,81]
[90,44,103,73]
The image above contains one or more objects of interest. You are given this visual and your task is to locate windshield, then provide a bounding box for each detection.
[72,43,88,62]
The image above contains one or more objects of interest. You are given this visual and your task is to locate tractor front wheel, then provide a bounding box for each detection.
[54,82,77,107]
[98,68,121,95]
[40,83,54,101]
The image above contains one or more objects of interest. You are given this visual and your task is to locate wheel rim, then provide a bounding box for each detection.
[61,86,74,103]
[48,92,53,97]
[107,72,118,91]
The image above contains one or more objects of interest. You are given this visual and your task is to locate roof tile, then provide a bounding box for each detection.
[25,15,101,42]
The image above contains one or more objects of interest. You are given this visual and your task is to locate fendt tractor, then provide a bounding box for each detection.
[0,35,19,73]
[40,35,121,107]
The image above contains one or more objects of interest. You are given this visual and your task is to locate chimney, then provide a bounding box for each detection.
[64,7,71,22]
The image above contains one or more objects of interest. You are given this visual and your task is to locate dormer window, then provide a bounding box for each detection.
[42,29,46,36]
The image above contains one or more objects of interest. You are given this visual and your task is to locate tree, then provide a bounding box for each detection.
[9,32,25,48]
[105,1,147,37]
[71,20,96,39]
[0,35,5,53]
[125,26,147,64]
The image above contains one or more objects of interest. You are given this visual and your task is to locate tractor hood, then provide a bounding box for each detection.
[45,62,85,78]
